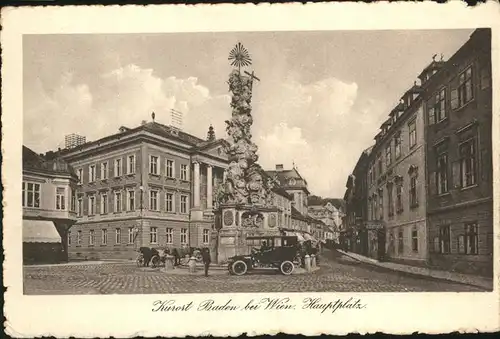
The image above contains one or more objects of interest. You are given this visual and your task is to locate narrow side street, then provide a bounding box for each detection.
[23,249,484,294]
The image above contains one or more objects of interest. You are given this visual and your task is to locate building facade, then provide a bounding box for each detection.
[51,121,228,260]
[308,201,340,242]
[343,147,375,257]
[22,146,78,263]
[423,29,492,276]
[366,81,428,264]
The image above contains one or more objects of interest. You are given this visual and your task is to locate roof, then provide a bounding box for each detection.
[56,121,208,157]
[291,206,308,221]
[23,146,77,177]
[264,167,310,195]
[307,196,345,211]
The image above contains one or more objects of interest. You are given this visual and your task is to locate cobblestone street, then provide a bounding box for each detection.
[23,250,484,294]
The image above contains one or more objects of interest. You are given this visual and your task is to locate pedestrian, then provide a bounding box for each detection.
[201,247,211,277]
[172,248,180,266]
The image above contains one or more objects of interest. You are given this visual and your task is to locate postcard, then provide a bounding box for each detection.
[2,2,500,337]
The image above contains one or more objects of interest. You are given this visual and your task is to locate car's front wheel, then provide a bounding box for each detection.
[280,260,294,275]
[231,260,248,276]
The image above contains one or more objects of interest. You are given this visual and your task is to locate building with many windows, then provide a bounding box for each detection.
[48,121,228,260]
[22,146,78,263]
[366,80,428,264]
[423,28,492,276]
[65,133,87,149]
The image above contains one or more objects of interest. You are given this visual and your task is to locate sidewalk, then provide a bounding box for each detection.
[337,249,493,290]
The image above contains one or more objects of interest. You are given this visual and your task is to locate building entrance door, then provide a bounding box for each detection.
[377,229,386,261]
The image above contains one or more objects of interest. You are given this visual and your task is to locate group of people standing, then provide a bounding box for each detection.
[138,246,212,277]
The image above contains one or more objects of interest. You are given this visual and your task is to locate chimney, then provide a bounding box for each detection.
[276,164,284,171]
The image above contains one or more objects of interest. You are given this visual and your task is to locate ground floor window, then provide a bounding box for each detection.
[101,229,108,245]
[180,228,188,245]
[166,228,173,244]
[465,222,478,255]
[150,227,158,244]
[203,229,209,244]
[128,227,134,244]
[412,228,418,252]
[439,225,450,254]
[115,228,121,244]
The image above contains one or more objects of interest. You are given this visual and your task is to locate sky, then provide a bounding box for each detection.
[23,29,473,198]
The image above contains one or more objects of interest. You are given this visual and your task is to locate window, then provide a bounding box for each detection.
[398,228,404,254]
[180,228,188,245]
[114,191,122,212]
[166,228,173,244]
[439,225,450,254]
[377,155,383,176]
[367,169,372,186]
[100,193,108,214]
[77,169,83,184]
[394,134,402,159]
[149,155,159,175]
[71,189,76,212]
[410,175,418,208]
[180,195,188,214]
[180,164,188,181]
[387,184,394,217]
[150,190,158,211]
[378,191,383,220]
[128,227,134,244]
[465,222,478,255]
[203,229,209,244]
[68,231,71,246]
[101,162,108,180]
[77,197,83,216]
[385,144,392,167]
[89,230,95,246]
[114,158,122,177]
[408,120,417,148]
[166,192,174,212]
[412,228,418,252]
[480,68,491,89]
[166,159,174,178]
[22,182,40,208]
[396,184,403,213]
[434,88,447,122]
[459,139,477,188]
[150,227,158,244]
[88,195,96,215]
[457,66,473,108]
[56,187,66,210]
[427,101,436,125]
[127,155,136,175]
[127,190,135,211]
[77,230,82,245]
[115,228,121,244]
[373,195,378,220]
[437,153,448,194]
[102,229,108,245]
[89,165,96,182]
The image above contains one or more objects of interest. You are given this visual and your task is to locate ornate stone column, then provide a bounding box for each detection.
[207,164,213,210]
[193,161,200,208]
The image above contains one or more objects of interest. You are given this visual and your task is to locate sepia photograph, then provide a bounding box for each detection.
[3,3,499,337]
[21,28,493,294]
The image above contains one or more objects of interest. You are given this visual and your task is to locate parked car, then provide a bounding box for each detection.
[227,235,300,276]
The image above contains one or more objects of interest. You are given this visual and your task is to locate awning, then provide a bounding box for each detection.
[303,233,318,243]
[23,220,61,243]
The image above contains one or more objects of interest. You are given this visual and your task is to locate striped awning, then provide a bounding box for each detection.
[23,220,61,243]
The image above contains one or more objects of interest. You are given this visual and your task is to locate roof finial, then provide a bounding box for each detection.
[432,54,437,61]
[440,53,444,61]
[151,111,156,122]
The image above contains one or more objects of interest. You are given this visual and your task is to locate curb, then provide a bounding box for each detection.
[337,250,492,290]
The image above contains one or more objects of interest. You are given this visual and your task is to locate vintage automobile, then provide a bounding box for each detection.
[227,235,300,276]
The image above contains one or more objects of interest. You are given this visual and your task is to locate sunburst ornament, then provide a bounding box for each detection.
[228,42,252,71]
